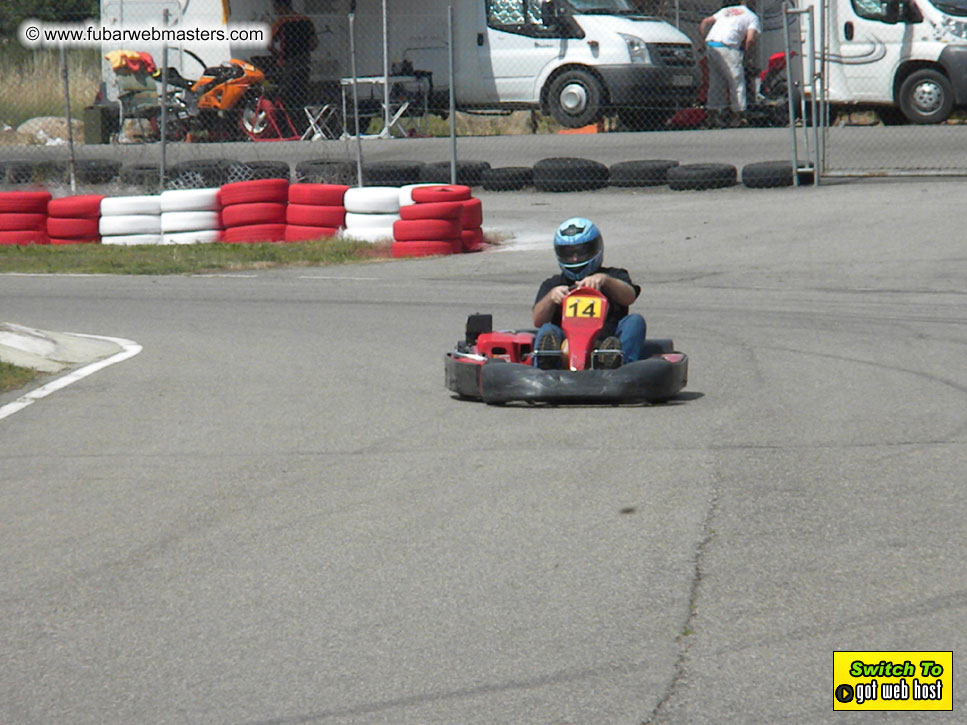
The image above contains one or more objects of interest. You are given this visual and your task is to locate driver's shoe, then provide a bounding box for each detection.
[593,336,623,369]
[535,332,562,369]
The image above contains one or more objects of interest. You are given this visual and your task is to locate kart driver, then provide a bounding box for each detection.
[532,218,646,369]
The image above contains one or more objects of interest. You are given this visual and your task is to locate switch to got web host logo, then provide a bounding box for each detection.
[833,651,952,711]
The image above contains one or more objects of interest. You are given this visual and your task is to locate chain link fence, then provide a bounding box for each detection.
[3,0,966,194]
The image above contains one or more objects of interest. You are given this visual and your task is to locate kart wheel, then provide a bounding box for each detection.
[219,179,290,206]
[0,190,52,214]
[741,161,795,189]
[288,183,350,206]
[666,163,737,191]
[609,160,679,187]
[0,213,48,232]
[221,202,286,228]
[221,223,287,243]
[99,214,163,236]
[47,217,99,238]
[47,195,105,219]
[410,185,472,203]
[481,167,533,191]
[286,204,346,228]
[533,158,609,192]
[100,195,162,216]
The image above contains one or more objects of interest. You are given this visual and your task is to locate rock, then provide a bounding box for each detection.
[16,116,84,143]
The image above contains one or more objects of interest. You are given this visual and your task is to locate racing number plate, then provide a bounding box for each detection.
[564,296,603,319]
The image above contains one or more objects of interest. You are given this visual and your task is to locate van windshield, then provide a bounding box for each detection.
[565,0,639,14]
[929,0,967,16]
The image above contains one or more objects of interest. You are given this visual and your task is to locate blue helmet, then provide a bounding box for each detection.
[554,217,603,280]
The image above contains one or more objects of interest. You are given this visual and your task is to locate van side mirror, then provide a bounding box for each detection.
[883,0,900,23]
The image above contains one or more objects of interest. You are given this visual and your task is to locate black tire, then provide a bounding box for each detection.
[167,159,235,189]
[482,166,533,191]
[294,160,357,185]
[119,163,163,191]
[899,69,954,124]
[666,163,737,191]
[421,160,492,186]
[76,159,121,184]
[533,157,609,192]
[545,68,605,128]
[0,160,38,185]
[742,161,795,189]
[609,160,679,188]
[227,160,291,183]
[362,160,425,186]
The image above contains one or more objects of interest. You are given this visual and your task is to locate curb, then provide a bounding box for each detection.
[0,322,123,373]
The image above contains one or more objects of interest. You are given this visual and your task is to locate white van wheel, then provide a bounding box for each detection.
[546,69,603,129]
[899,69,953,124]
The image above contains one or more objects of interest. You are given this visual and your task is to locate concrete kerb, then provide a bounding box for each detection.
[0,322,123,373]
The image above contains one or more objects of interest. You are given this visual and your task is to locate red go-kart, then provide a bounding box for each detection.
[445,286,688,404]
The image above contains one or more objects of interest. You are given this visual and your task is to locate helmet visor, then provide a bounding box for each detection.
[556,238,601,265]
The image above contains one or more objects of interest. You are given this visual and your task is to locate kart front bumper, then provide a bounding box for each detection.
[445,354,688,404]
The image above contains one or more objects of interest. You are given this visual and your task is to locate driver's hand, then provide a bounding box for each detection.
[549,285,570,304]
[580,273,608,291]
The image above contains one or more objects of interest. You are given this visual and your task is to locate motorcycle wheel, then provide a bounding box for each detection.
[239,94,272,140]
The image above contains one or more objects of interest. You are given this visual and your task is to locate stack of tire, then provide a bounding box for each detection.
[341,187,399,244]
[393,190,463,258]
[47,195,105,245]
[160,188,222,245]
[100,195,163,246]
[0,190,51,246]
[219,179,289,244]
[285,183,349,242]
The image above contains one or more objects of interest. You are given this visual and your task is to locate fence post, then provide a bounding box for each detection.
[60,45,77,193]
[448,5,457,185]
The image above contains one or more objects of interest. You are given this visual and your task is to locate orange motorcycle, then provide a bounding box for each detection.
[162,53,299,141]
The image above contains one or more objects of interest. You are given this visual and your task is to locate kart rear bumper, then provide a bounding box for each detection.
[445,354,688,404]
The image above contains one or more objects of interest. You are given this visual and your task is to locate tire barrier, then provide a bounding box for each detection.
[363,161,425,187]
[420,160,491,186]
[1,182,486,254]
[294,160,357,185]
[342,186,400,243]
[533,157,609,192]
[99,195,163,245]
[667,163,738,191]
[609,160,680,187]
[0,191,51,244]
[741,161,795,189]
[482,167,533,192]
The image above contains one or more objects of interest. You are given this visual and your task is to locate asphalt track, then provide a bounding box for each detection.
[1,178,965,723]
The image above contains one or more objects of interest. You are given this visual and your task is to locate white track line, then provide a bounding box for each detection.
[0,334,142,422]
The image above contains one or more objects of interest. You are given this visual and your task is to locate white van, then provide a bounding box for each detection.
[451,0,698,128]
[789,0,967,123]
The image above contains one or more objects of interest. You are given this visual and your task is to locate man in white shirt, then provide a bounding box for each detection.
[700,0,761,127]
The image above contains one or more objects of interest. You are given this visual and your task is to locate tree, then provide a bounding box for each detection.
[0,0,99,39]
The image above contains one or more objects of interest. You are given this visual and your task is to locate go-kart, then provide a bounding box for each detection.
[445,286,688,404]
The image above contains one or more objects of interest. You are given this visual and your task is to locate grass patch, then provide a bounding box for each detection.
[0,360,38,394]
[0,47,100,128]
[0,237,394,275]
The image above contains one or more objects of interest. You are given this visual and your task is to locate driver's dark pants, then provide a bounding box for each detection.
[532,313,646,367]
